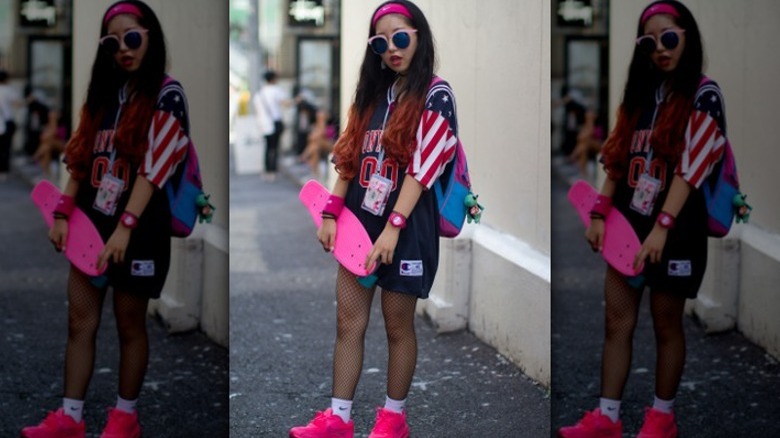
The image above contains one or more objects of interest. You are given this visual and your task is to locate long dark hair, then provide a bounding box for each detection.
[66,0,167,180]
[602,0,704,179]
[334,0,436,179]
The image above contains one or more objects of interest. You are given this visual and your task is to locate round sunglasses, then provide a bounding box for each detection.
[367,29,417,55]
[636,29,685,54]
[99,28,148,54]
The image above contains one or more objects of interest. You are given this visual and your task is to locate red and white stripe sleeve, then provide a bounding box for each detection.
[139,109,190,188]
[675,109,726,188]
[407,108,458,189]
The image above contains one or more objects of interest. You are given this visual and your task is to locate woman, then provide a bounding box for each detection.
[289,1,459,437]
[22,1,191,436]
[559,2,727,437]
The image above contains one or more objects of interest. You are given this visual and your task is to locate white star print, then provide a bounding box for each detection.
[710,95,717,103]
[442,95,449,103]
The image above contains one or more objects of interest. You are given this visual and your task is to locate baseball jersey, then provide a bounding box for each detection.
[611,78,726,296]
[341,77,458,297]
[70,79,189,296]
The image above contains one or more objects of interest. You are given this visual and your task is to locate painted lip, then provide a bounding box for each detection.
[120,56,134,68]
[390,55,402,66]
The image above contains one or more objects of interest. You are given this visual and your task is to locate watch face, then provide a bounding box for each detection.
[392,216,401,226]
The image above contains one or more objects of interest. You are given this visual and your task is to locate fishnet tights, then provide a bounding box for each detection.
[331,265,418,401]
[63,267,150,401]
[600,267,687,401]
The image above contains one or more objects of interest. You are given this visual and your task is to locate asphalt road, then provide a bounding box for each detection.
[228,167,551,438]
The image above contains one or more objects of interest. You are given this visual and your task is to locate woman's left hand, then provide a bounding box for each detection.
[97,226,132,270]
[365,226,401,272]
[634,224,668,270]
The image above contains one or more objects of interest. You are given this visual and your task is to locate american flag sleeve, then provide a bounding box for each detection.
[408,85,459,189]
[676,86,727,189]
[139,87,190,189]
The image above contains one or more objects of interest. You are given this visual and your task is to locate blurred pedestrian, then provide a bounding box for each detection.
[560,85,587,156]
[559,2,729,437]
[568,110,605,181]
[22,1,193,436]
[24,85,50,158]
[0,69,19,181]
[299,109,336,182]
[289,1,461,437]
[32,108,69,179]
[256,70,287,182]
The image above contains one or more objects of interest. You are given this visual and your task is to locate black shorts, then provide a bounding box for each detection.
[619,189,709,299]
[105,228,171,299]
[640,227,707,298]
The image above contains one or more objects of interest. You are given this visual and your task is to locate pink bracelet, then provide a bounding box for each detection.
[590,194,612,217]
[54,194,76,217]
[321,195,345,218]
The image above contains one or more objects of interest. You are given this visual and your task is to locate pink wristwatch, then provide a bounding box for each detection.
[388,211,407,229]
[656,211,676,229]
[120,211,139,229]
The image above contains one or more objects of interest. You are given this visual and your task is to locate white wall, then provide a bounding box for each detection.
[610,1,780,359]
[341,0,551,385]
[72,0,228,346]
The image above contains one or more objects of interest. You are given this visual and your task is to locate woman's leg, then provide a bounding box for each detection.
[601,266,643,400]
[332,265,376,400]
[112,290,151,401]
[380,290,418,402]
[64,266,107,399]
[649,290,687,401]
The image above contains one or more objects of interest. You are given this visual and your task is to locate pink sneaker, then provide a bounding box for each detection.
[99,408,141,438]
[368,408,409,438]
[289,408,354,438]
[20,408,86,438]
[558,408,622,438]
[637,407,677,438]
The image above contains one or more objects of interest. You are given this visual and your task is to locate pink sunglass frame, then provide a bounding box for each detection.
[99,28,149,51]
[367,28,418,53]
[636,28,685,51]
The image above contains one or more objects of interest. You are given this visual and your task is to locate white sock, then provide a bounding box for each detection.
[331,398,352,424]
[62,398,84,423]
[384,396,406,414]
[115,396,138,414]
[599,397,621,423]
[652,395,675,414]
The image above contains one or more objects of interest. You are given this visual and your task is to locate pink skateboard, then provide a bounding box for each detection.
[567,180,643,276]
[31,180,107,277]
[299,180,375,277]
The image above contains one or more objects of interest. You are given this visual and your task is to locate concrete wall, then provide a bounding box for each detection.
[610,1,780,359]
[341,0,552,385]
[72,0,228,346]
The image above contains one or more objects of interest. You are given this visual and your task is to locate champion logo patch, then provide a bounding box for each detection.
[131,260,155,277]
[400,260,423,277]
[668,260,692,277]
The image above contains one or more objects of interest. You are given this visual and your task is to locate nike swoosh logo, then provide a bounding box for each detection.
[338,407,347,411]
[606,407,617,411]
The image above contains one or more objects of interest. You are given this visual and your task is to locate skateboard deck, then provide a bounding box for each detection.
[299,180,375,277]
[567,180,643,276]
[31,180,107,277]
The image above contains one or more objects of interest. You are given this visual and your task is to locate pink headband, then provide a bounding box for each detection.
[104,3,143,26]
[640,4,680,26]
[371,3,413,27]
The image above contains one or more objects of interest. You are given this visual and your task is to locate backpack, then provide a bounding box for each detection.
[428,77,478,238]
[696,76,741,237]
[158,76,208,238]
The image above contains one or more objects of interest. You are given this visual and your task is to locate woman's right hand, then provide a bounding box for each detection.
[586,217,605,252]
[49,218,69,252]
[317,218,337,252]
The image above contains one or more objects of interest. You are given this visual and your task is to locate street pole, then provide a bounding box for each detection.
[248,0,262,95]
